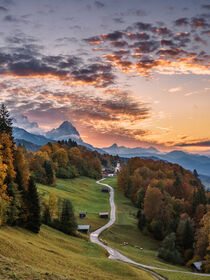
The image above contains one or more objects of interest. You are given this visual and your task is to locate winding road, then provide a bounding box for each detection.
[90,178,210,279]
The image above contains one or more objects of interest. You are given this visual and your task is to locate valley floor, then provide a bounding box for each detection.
[0,176,209,279]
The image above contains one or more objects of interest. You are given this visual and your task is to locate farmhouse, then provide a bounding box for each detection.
[77,225,90,234]
[79,211,87,218]
[99,212,109,218]
[101,187,109,193]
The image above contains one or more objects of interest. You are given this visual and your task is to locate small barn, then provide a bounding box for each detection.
[99,212,109,218]
[101,187,109,193]
[77,225,90,234]
[191,261,203,272]
[79,211,87,218]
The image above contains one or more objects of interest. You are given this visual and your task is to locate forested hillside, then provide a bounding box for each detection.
[117,157,210,272]
[0,104,119,237]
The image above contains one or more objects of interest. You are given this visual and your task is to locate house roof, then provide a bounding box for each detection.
[192,261,202,271]
[101,187,109,190]
[77,225,90,230]
[99,212,109,215]
[79,212,87,214]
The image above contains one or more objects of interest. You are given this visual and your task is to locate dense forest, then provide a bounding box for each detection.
[27,140,119,186]
[0,104,118,236]
[117,157,210,272]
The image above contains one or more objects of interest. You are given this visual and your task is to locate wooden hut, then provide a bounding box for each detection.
[191,261,203,272]
[77,225,90,234]
[101,187,109,193]
[79,211,87,218]
[99,212,109,218]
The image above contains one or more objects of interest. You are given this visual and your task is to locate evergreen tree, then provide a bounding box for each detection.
[138,211,147,230]
[43,161,56,186]
[42,206,51,225]
[158,233,184,265]
[193,169,199,178]
[6,182,21,225]
[0,104,13,136]
[26,177,41,233]
[59,199,77,235]
[182,219,194,250]
[154,220,163,240]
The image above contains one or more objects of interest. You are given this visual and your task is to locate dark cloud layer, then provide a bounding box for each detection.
[85,14,210,77]
[0,40,115,87]
[178,140,210,147]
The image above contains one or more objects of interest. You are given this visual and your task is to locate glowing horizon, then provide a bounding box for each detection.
[0,0,209,155]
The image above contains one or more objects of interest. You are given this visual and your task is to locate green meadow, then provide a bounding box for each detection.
[38,177,110,231]
[0,225,153,280]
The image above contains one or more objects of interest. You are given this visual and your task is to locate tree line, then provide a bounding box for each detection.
[117,157,210,272]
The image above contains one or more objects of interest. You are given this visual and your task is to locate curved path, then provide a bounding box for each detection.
[90,178,210,279]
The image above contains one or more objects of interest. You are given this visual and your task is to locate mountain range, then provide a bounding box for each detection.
[13,121,105,154]
[13,121,210,180]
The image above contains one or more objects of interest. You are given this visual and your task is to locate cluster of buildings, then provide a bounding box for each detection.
[102,162,121,177]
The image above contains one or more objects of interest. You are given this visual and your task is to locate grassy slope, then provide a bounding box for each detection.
[0,225,153,280]
[38,177,110,232]
[102,177,210,280]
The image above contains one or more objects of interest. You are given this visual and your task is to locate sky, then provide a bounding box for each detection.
[0,0,209,153]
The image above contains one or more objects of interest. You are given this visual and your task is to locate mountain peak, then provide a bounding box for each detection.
[110,143,118,148]
[59,121,74,130]
[46,120,80,141]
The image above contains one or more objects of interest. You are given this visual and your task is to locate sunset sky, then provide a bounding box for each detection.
[0,0,209,153]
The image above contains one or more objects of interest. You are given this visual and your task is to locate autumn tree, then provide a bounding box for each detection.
[144,186,163,222]
[194,211,210,258]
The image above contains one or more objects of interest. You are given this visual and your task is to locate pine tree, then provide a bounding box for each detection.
[193,169,199,178]
[138,211,147,230]
[43,161,56,186]
[0,104,13,136]
[154,220,163,240]
[182,219,194,250]
[42,206,51,225]
[59,199,77,235]
[26,177,41,233]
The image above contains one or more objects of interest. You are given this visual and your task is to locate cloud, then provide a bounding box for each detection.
[12,114,44,134]
[166,86,182,93]
[174,18,189,26]
[94,1,105,9]
[4,15,29,24]
[0,5,7,12]
[202,5,210,10]
[84,16,210,77]
[0,43,115,88]
[191,17,210,28]
[177,140,210,147]
[113,18,125,24]
[0,77,150,140]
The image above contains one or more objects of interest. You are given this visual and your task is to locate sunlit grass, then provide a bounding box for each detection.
[0,225,153,280]
[38,177,110,231]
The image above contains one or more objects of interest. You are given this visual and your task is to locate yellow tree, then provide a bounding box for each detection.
[0,132,16,182]
[0,146,9,226]
[14,146,30,191]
